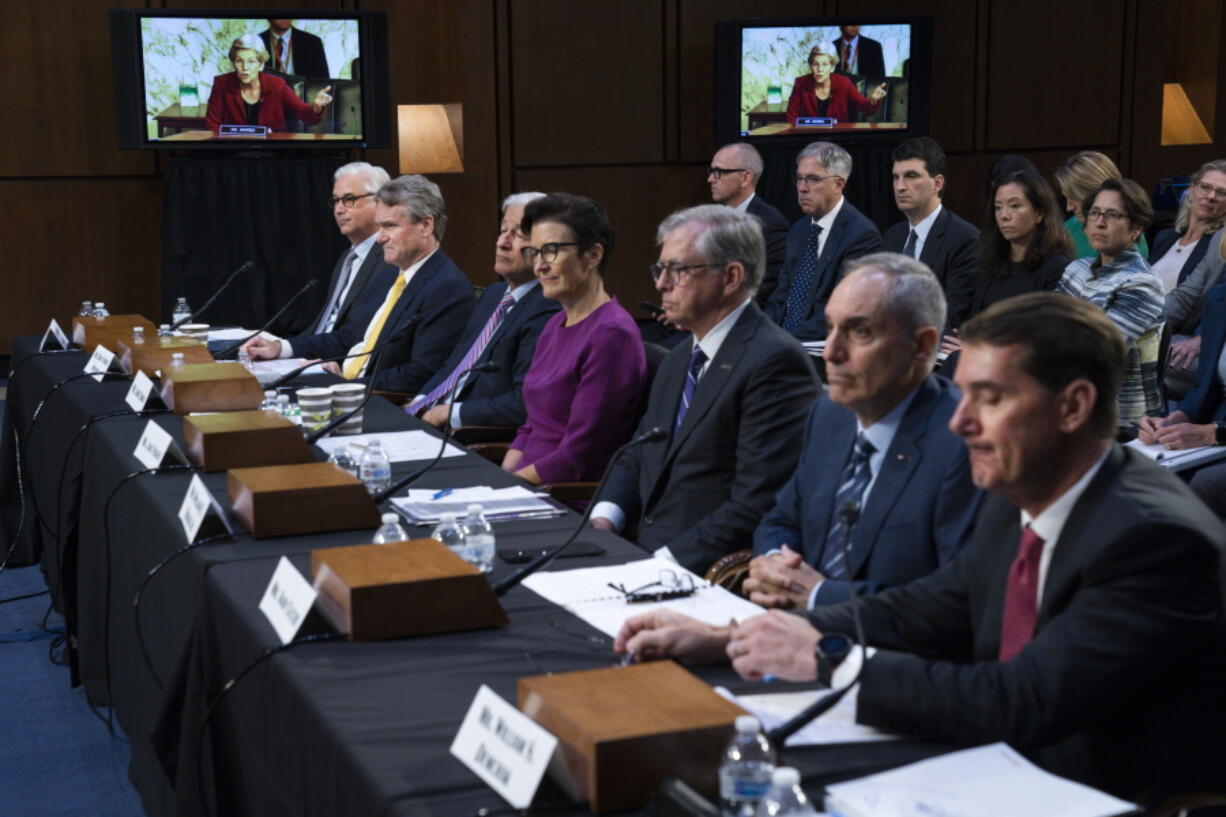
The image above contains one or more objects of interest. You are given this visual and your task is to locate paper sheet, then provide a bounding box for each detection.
[714,686,899,747]
[824,742,1138,817]
[205,327,267,341]
[247,357,329,383]
[390,485,563,524]
[315,430,466,463]
[521,556,764,638]
[1125,438,1226,472]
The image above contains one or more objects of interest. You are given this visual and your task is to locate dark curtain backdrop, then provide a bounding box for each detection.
[757,140,902,232]
[161,155,349,336]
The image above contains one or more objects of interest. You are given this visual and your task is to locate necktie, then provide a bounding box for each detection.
[902,228,919,258]
[820,433,876,579]
[841,41,850,72]
[410,291,516,414]
[343,272,407,380]
[783,222,822,329]
[998,527,1046,662]
[673,345,708,433]
[276,37,286,72]
[316,249,357,334]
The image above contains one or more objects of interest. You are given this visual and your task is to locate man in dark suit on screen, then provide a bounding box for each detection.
[883,137,979,327]
[764,141,883,341]
[590,205,818,574]
[246,174,472,393]
[261,19,329,78]
[748,253,980,608]
[406,192,560,429]
[707,143,790,306]
[615,292,1226,807]
[831,25,885,79]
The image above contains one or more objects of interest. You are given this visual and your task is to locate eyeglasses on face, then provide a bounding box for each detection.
[1195,181,1226,200]
[795,173,842,187]
[328,192,375,209]
[649,262,724,285]
[521,242,582,265]
[707,166,748,179]
[1084,208,1127,223]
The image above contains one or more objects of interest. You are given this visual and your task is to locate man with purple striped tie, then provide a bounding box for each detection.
[746,252,981,609]
[408,193,560,429]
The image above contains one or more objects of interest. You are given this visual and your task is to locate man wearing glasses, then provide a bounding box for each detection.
[707,143,790,306]
[764,141,883,340]
[242,162,397,358]
[590,205,818,574]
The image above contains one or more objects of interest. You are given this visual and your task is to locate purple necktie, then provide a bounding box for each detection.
[409,292,515,414]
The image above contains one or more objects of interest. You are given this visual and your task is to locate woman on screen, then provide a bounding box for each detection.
[204,34,333,132]
[785,47,886,125]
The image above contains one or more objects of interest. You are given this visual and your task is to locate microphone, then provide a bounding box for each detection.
[365,362,501,499]
[214,279,319,359]
[171,260,254,329]
[263,315,418,391]
[766,499,868,746]
[492,427,668,598]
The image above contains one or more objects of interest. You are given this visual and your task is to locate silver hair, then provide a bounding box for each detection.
[656,204,765,296]
[798,141,852,179]
[333,162,391,194]
[375,174,447,241]
[717,143,765,184]
[502,192,546,211]
[843,252,946,364]
[228,34,269,65]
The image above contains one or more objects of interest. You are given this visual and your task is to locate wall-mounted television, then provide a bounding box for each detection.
[715,16,932,146]
[109,8,390,150]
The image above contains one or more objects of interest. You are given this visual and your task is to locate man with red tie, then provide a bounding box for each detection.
[614,292,1226,807]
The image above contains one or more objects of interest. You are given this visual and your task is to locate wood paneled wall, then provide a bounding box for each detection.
[3,0,1223,354]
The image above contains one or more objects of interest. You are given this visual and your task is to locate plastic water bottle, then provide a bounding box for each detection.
[79,301,94,317]
[372,512,408,544]
[459,504,495,572]
[91,302,110,318]
[359,440,391,495]
[720,715,776,817]
[429,512,466,557]
[237,345,251,369]
[158,323,172,338]
[170,352,185,368]
[172,297,192,326]
[132,326,145,344]
[326,444,359,478]
[755,768,815,817]
[261,390,279,413]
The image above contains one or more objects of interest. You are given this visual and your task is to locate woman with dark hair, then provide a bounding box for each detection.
[1057,178,1164,425]
[785,47,886,125]
[204,33,332,132]
[969,169,1073,315]
[503,194,647,484]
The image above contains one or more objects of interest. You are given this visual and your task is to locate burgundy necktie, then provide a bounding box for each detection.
[998,527,1045,662]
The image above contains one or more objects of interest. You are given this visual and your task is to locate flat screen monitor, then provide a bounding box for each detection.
[715,16,932,145]
[109,9,390,150]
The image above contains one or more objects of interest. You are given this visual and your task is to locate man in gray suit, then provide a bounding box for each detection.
[591,205,819,574]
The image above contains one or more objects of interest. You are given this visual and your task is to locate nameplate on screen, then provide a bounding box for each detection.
[40,319,70,352]
[219,124,269,138]
[258,557,318,645]
[450,685,559,809]
[84,344,124,382]
[795,116,837,127]
[177,473,234,544]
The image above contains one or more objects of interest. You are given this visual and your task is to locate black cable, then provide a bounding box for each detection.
[0,589,48,605]
[195,631,344,817]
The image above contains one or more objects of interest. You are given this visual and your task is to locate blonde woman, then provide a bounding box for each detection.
[1054,151,1150,259]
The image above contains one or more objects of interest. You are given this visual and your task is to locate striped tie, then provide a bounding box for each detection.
[783,221,822,329]
[409,292,515,414]
[673,345,707,434]
[342,272,407,380]
[820,433,876,579]
[316,249,357,334]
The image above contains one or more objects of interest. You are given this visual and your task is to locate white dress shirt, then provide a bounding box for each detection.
[281,233,379,359]
[903,203,942,261]
[813,196,846,259]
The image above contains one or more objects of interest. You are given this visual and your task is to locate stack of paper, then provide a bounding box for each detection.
[390,485,563,524]
[315,430,465,463]
[1125,438,1226,472]
[247,357,329,383]
[825,743,1138,817]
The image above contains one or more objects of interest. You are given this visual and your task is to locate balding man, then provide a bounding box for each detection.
[707,143,790,305]
[748,253,980,608]
[616,292,1226,808]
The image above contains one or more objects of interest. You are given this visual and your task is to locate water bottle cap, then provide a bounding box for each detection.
[160,324,170,330]
[467,503,483,513]
[95,302,105,307]
[440,513,457,522]
[171,352,184,360]
[381,513,398,524]
[133,326,143,333]
[265,391,276,398]
[734,715,760,734]
[771,767,799,787]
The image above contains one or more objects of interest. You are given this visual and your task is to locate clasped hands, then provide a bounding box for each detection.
[1137,410,1216,450]
[743,545,824,610]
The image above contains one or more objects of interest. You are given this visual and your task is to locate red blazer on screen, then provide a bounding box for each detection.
[785,73,879,124]
[204,72,322,132]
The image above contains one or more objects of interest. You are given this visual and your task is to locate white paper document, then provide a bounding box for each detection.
[714,686,899,747]
[391,485,563,525]
[247,357,328,383]
[315,430,466,463]
[205,327,264,341]
[521,556,763,638]
[1125,438,1226,472]
[824,742,1138,817]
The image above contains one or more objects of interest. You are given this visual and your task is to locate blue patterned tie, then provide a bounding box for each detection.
[783,221,822,329]
[821,433,876,579]
[673,346,707,434]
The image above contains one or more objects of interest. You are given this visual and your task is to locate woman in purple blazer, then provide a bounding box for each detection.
[503,194,647,484]
[785,47,886,125]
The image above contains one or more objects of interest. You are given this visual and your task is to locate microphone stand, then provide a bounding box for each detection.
[767,500,869,746]
[264,315,418,391]
[170,260,254,329]
[366,362,501,502]
[214,279,319,359]
[492,427,667,598]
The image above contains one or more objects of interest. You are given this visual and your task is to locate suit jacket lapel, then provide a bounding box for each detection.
[379,252,439,340]
[977,496,1022,657]
[668,306,758,456]
[918,208,948,267]
[807,414,855,567]
[337,245,381,320]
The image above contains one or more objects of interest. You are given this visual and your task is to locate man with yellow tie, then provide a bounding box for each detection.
[247,175,473,392]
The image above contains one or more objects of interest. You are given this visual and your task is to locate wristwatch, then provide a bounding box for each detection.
[814,632,852,687]
[1214,421,1226,446]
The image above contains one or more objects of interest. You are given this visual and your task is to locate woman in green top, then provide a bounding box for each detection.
[1054,151,1149,259]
